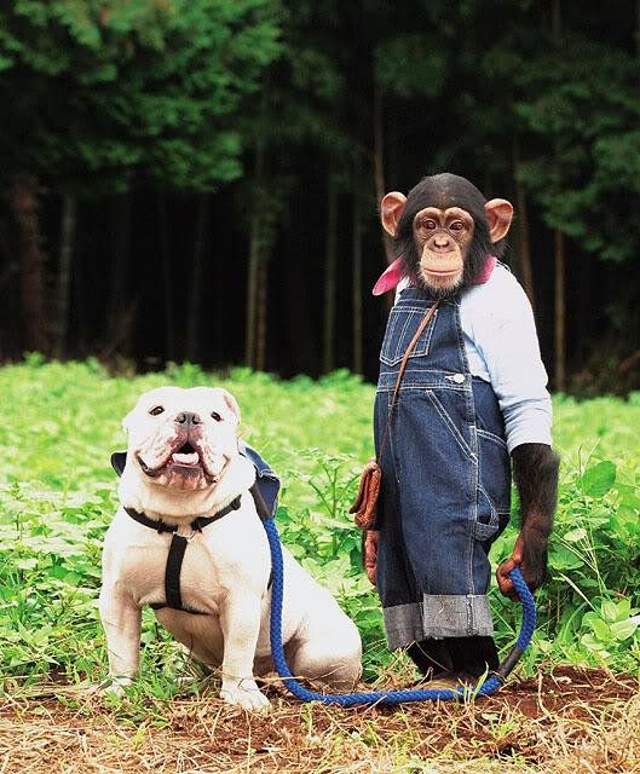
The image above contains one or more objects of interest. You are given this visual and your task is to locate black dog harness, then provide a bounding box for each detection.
[125,484,271,615]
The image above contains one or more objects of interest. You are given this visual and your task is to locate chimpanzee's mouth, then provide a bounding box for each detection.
[424,267,461,276]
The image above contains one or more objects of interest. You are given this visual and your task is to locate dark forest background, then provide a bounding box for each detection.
[1,0,639,391]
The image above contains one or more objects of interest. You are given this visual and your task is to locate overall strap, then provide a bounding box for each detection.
[378,301,439,463]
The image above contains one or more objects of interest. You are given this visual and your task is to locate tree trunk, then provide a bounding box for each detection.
[373,81,394,266]
[323,172,338,374]
[255,256,268,372]
[106,191,132,353]
[512,140,535,307]
[73,220,86,355]
[8,174,49,353]
[53,192,77,358]
[554,228,566,391]
[552,0,561,36]
[245,140,265,369]
[245,225,259,369]
[158,192,175,362]
[187,193,209,362]
[552,0,566,391]
[352,186,363,375]
[576,250,593,363]
[636,0,640,60]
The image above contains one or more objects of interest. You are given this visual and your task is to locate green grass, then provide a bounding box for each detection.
[1,356,639,697]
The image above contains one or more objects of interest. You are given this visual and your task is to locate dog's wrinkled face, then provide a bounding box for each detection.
[124,386,241,492]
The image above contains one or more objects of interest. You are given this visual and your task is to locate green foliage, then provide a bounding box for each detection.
[514,37,640,263]
[491,395,640,670]
[1,361,640,695]
[375,34,448,99]
[0,0,282,191]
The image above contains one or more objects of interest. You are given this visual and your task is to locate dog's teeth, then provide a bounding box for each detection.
[172,452,199,465]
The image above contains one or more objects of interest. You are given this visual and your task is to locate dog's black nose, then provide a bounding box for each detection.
[175,411,202,426]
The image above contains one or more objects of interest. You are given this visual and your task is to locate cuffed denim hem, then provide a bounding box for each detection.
[422,594,494,638]
[383,603,425,650]
[383,594,494,649]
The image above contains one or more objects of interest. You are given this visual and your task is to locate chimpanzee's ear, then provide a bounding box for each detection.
[485,199,514,242]
[380,192,407,237]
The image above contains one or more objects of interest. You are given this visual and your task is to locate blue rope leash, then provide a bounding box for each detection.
[263,516,537,706]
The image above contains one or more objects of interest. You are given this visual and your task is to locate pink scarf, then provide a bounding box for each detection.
[372,255,497,296]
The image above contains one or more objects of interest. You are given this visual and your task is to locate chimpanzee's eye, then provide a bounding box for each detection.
[449,220,464,232]
[422,219,437,230]
[149,406,164,416]
[211,411,222,422]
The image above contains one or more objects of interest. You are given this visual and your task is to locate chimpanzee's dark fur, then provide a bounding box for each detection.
[393,173,505,293]
[408,636,500,679]
[511,442,561,590]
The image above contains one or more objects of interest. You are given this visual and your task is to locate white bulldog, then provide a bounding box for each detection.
[99,386,362,710]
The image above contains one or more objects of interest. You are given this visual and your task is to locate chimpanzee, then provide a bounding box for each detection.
[365,173,559,684]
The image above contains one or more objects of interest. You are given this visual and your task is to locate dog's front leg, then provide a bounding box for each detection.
[219,591,269,711]
[99,586,142,696]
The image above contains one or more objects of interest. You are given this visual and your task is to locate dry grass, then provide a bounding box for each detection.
[1,667,638,773]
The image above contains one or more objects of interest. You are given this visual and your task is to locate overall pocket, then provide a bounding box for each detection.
[475,430,511,540]
[380,306,439,367]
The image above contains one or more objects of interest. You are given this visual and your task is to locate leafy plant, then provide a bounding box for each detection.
[1,361,639,693]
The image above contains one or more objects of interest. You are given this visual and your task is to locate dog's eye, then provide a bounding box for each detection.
[149,406,164,416]
[211,411,222,422]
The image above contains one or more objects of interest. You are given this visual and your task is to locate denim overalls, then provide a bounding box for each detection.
[374,287,511,649]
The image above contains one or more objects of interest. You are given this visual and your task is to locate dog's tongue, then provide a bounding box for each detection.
[172,451,199,466]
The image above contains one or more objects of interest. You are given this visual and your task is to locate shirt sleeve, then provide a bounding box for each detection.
[471,274,553,453]
[394,276,411,303]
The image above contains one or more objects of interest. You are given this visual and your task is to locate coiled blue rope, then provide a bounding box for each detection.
[263,516,537,706]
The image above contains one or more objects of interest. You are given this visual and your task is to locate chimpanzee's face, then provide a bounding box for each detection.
[380,173,514,299]
[412,206,475,293]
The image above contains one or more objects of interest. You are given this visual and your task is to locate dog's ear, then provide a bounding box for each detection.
[122,410,134,433]
[218,389,241,425]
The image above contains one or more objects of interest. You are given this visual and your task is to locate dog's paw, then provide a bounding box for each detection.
[220,679,270,712]
[94,676,133,698]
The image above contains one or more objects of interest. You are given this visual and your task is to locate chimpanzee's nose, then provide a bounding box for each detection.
[433,234,451,249]
[175,411,202,427]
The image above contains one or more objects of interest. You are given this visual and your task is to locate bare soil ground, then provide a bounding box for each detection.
[1,667,639,773]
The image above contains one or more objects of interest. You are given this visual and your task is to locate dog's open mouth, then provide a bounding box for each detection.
[137,440,207,480]
[170,441,201,468]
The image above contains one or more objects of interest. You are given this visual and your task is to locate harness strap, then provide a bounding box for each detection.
[165,534,188,610]
[124,487,272,614]
[124,495,242,534]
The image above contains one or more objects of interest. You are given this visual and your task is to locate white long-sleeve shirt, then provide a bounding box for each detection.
[397,263,552,453]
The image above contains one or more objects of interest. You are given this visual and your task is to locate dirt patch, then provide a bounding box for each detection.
[1,667,638,773]
[484,664,636,717]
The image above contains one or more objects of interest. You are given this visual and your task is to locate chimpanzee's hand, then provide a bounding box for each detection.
[496,528,548,600]
[363,530,379,586]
